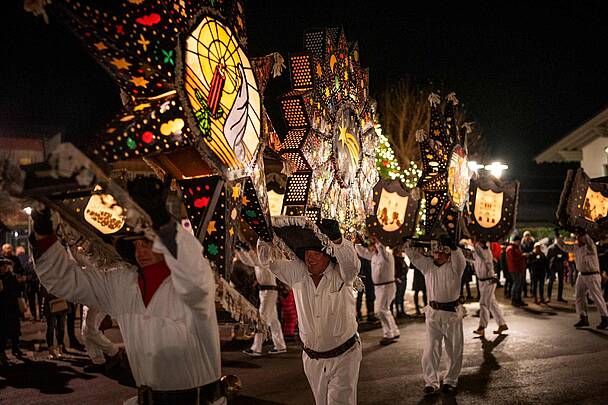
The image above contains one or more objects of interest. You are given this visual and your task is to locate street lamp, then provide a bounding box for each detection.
[484,162,509,178]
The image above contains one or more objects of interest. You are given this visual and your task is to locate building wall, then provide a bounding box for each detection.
[581,136,608,178]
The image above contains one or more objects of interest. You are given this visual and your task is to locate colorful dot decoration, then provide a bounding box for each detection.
[417,94,469,241]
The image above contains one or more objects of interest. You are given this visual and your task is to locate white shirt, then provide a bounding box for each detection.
[355,242,395,284]
[556,235,600,274]
[235,249,277,287]
[473,245,495,280]
[35,224,221,391]
[404,247,466,303]
[267,240,360,352]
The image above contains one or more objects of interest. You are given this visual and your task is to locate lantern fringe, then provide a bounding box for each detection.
[271,52,286,78]
[428,92,441,107]
[216,276,268,334]
[271,215,335,257]
[23,0,51,24]
[415,129,428,143]
[446,92,459,105]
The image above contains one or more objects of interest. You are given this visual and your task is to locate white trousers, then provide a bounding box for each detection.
[478,282,506,328]
[251,290,286,352]
[375,283,399,339]
[81,306,119,365]
[422,307,464,388]
[575,274,608,317]
[302,342,362,405]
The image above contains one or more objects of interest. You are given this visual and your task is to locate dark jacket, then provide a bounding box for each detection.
[547,243,568,273]
[528,251,549,274]
[0,271,23,336]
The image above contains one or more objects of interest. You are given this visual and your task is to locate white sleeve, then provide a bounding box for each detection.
[333,240,361,283]
[268,259,307,287]
[404,247,434,274]
[354,244,373,261]
[450,248,467,277]
[163,227,216,317]
[35,241,129,316]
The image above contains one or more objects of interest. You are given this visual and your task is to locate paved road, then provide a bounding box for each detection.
[2,286,608,404]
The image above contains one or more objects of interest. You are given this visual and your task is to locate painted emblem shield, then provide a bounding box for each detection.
[376,190,409,232]
[474,188,503,229]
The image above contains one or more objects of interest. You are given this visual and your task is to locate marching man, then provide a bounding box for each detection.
[404,238,466,395]
[472,241,508,337]
[259,218,361,405]
[236,246,287,357]
[355,237,400,345]
[31,177,226,405]
[555,230,608,329]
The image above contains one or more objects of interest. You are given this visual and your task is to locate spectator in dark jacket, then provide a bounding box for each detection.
[547,240,569,303]
[528,243,549,304]
[1,257,24,365]
[392,246,408,317]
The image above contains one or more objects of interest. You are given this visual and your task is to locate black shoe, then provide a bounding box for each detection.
[70,341,86,352]
[597,316,608,330]
[442,384,457,394]
[423,386,438,396]
[11,348,24,357]
[574,316,590,328]
[380,338,396,346]
[242,349,263,357]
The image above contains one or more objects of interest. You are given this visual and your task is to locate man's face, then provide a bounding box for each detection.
[432,250,450,266]
[134,239,164,268]
[2,244,12,256]
[15,247,25,256]
[304,250,331,276]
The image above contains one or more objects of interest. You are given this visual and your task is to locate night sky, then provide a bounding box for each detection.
[1,0,607,192]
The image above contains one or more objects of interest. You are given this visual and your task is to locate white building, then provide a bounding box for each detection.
[535,108,608,178]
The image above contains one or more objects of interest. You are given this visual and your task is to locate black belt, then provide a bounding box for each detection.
[478,276,498,283]
[259,285,278,291]
[580,272,600,276]
[429,297,464,312]
[374,280,395,286]
[303,334,358,360]
[137,379,223,405]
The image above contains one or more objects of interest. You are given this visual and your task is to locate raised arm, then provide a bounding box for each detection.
[354,244,373,261]
[404,247,434,274]
[157,224,216,317]
[333,239,361,283]
[257,238,306,286]
[450,247,467,277]
[555,237,577,253]
[235,249,260,268]
[34,237,128,316]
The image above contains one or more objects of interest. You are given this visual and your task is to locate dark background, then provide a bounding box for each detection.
[2,0,607,221]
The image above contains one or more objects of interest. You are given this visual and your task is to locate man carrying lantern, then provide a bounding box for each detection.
[30,177,226,405]
[259,217,362,405]
[404,238,466,395]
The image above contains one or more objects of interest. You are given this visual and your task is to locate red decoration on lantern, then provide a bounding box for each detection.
[194,197,210,208]
[207,64,226,116]
[142,131,154,144]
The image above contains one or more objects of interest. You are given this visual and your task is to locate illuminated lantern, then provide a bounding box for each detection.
[557,168,608,239]
[416,92,471,242]
[84,185,126,234]
[464,175,519,242]
[278,28,379,234]
[366,179,420,247]
[28,0,273,276]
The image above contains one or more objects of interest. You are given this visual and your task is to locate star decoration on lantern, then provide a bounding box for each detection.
[29,0,273,276]
[278,27,378,234]
[416,92,471,241]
